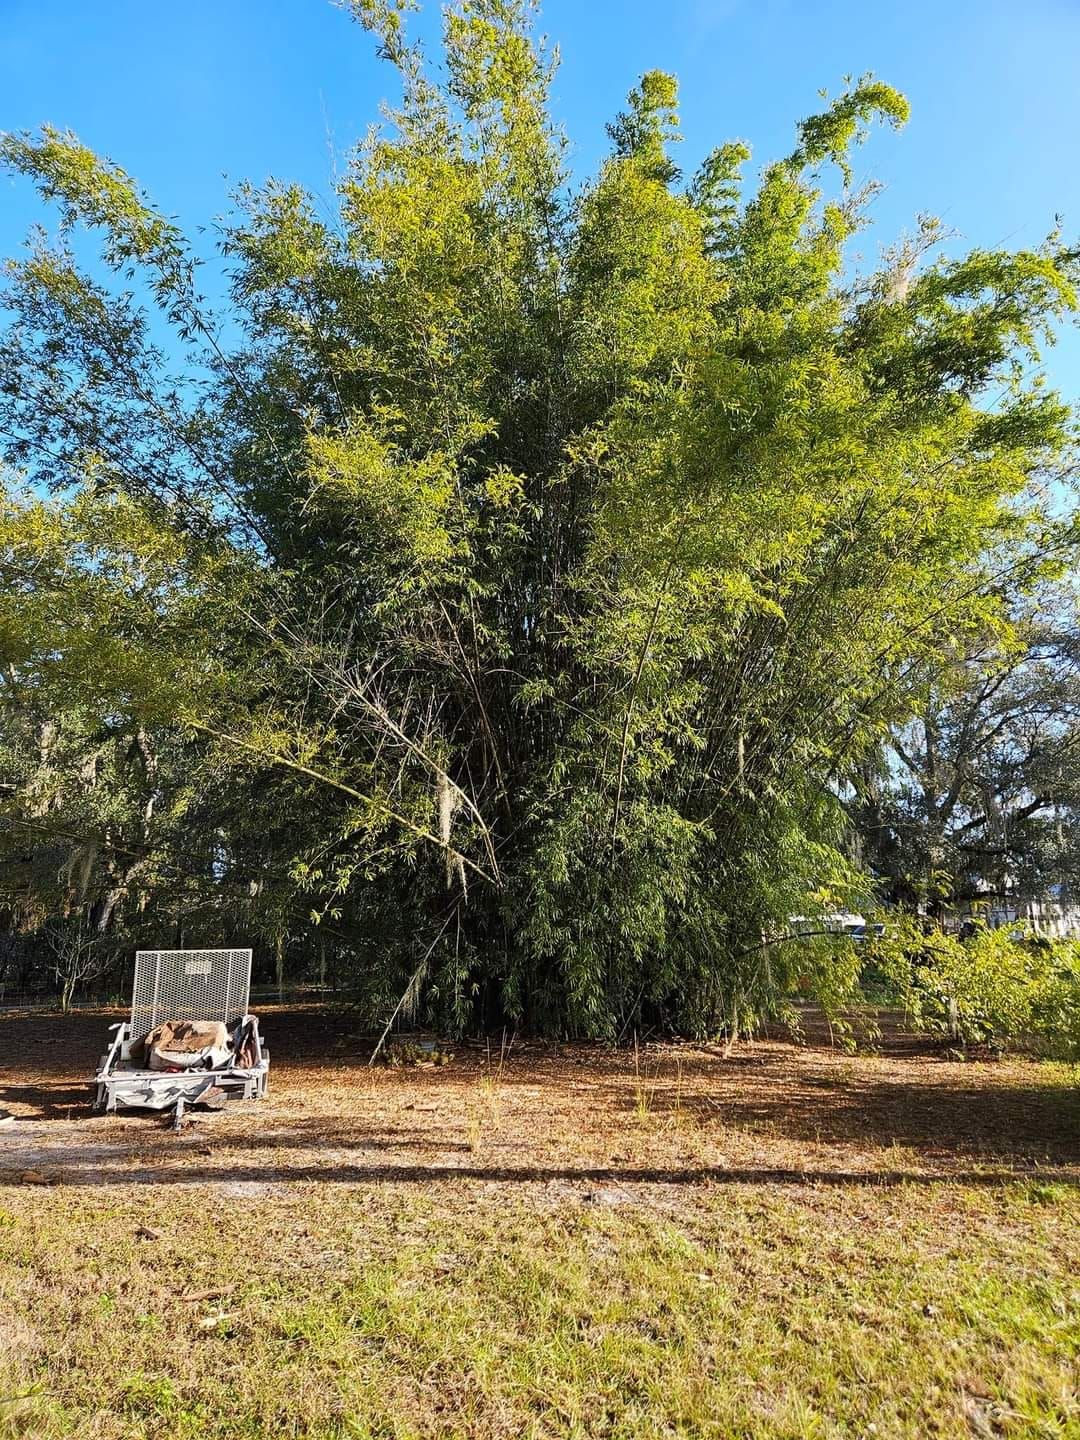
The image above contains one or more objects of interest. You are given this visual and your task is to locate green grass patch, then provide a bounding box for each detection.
[0,1180,1077,1439]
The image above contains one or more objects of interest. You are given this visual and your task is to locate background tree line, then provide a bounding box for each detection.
[2,0,1079,1038]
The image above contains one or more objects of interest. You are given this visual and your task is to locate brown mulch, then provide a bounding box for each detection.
[0,1004,1076,1201]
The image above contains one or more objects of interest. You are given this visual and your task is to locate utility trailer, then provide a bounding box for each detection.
[93,948,269,1124]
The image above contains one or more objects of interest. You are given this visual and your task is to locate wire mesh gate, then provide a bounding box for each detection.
[131,948,252,1040]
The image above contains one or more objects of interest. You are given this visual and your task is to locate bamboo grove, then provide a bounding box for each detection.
[1,0,1079,1035]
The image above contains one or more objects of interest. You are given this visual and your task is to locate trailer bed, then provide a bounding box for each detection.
[91,948,269,1115]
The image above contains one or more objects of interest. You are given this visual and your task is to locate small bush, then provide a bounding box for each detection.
[868,919,1080,1059]
[381,1040,453,1068]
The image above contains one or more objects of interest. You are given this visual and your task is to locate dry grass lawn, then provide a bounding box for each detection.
[0,1006,1077,1439]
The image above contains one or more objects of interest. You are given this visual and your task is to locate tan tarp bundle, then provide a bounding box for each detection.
[144,1019,231,1072]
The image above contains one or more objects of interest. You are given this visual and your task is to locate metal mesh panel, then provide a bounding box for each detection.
[130,949,252,1040]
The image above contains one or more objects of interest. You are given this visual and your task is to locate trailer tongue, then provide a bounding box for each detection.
[93,948,269,1122]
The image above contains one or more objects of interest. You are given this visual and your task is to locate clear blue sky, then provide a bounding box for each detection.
[4,0,1080,398]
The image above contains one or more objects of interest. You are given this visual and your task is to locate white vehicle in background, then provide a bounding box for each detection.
[789,914,885,942]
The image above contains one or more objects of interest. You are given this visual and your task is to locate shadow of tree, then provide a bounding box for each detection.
[0,1159,1075,1190]
[628,1068,1080,1164]
[0,1081,93,1118]
[1,1006,1076,1178]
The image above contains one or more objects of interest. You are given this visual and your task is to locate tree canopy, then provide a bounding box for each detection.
[854,591,1080,916]
[2,0,1078,1035]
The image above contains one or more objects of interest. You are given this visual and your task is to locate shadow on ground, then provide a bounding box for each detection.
[0,1005,1076,1189]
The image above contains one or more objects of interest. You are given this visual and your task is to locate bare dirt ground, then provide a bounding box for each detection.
[0,1004,1076,1197]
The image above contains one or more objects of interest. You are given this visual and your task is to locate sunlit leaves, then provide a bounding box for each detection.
[1,4,1078,1035]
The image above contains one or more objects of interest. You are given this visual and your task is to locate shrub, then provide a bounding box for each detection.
[868,918,1080,1058]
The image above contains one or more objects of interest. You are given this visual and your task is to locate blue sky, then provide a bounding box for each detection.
[4,0,1080,398]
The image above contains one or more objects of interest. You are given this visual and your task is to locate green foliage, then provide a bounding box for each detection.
[852,598,1080,917]
[381,1040,454,1067]
[870,918,1080,1057]
[1,2,1079,1033]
